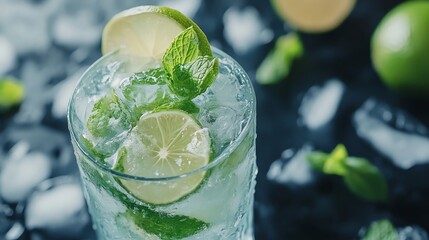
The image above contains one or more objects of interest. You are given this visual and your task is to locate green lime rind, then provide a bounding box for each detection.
[363,219,398,240]
[0,77,25,112]
[114,146,212,207]
[102,6,213,58]
[79,157,209,240]
[156,6,212,57]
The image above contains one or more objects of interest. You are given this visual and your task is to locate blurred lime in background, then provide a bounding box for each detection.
[371,1,429,98]
[271,0,356,33]
[0,77,24,112]
[256,33,303,85]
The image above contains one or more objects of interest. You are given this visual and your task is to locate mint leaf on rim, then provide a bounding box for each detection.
[163,26,200,75]
[169,56,219,99]
[162,26,219,99]
[363,219,398,240]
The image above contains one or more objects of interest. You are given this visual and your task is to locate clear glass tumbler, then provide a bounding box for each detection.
[68,48,257,240]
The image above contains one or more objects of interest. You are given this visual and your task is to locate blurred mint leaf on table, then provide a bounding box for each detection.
[256,32,303,85]
[0,77,25,112]
[363,219,398,240]
[307,144,388,202]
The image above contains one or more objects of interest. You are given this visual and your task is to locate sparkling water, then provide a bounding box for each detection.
[68,48,257,239]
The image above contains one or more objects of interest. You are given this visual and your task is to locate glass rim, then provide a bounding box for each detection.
[67,47,256,182]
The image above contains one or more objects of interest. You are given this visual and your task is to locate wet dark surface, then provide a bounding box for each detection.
[1,0,429,239]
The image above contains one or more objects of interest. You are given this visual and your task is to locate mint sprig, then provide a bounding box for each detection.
[256,33,303,85]
[86,91,132,138]
[363,219,398,240]
[170,55,218,99]
[163,26,219,99]
[79,157,208,239]
[307,144,388,202]
[163,27,200,74]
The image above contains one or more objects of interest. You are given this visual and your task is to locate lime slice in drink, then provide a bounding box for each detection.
[102,6,212,59]
[116,110,211,205]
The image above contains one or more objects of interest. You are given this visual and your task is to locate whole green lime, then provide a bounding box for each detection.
[371,1,429,98]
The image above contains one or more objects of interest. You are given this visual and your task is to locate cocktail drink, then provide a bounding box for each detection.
[67,6,257,240]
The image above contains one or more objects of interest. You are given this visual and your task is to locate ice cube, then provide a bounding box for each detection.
[198,105,240,153]
[1,126,71,166]
[4,222,25,240]
[25,178,89,238]
[51,68,86,119]
[398,226,429,240]
[51,9,101,49]
[0,1,50,55]
[223,6,274,55]
[353,99,429,169]
[0,201,13,236]
[0,142,52,203]
[0,35,17,75]
[267,146,314,186]
[298,79,345,130]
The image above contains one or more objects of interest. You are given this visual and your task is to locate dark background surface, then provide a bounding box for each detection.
[1,0,429,239]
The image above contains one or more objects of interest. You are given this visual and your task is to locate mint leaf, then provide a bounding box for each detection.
[79,158,208,239]
[0,77,25,112]
[323,144,348,176]
[155,100,200,114]
[129,68,169,85]
[87,91,132,138]
[256,33,303,85]
[363,219,398,240]
[344,157,388,202]
[120,68,176,121]
[168,56,219,99]
[307,145,388,202]
[163,27,200,76]
[307,152,329,172]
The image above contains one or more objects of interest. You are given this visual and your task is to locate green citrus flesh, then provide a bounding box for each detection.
[102,6,212,59]
[371,1,429,97]
[116,110,210,205]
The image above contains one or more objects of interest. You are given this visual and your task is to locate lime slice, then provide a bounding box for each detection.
[272,0,356,33]
[102,6,212,59]
[116,110,210,205]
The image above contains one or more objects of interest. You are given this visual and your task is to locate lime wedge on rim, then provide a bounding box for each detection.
[116,110,211,205]
[102,6,212,59]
